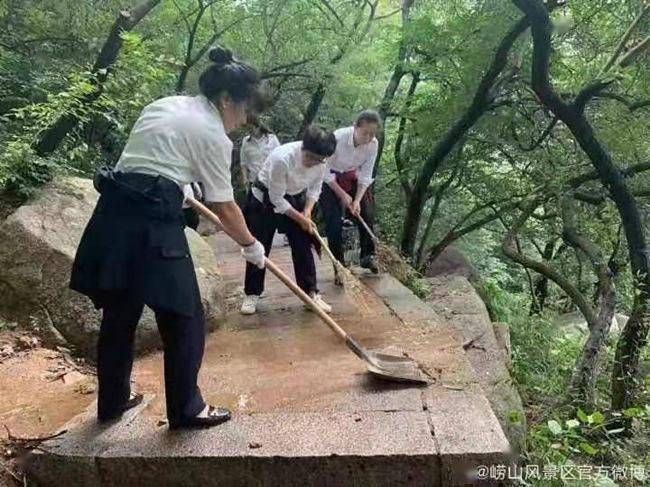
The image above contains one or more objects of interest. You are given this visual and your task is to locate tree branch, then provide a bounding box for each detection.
[502,197,598,325]
[599,5,650,75]
[34,0,163,155]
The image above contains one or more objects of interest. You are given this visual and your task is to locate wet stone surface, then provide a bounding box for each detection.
[27,232,510,486]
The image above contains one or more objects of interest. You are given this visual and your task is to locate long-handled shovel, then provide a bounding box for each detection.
[187,197,427,384]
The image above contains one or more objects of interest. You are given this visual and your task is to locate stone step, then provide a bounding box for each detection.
[27,233,510,486]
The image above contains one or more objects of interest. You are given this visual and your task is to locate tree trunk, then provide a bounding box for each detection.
[513,0,650,410]
[612,300,650,409]
[530,239,556,314]
[400,16,531,257]
[33,0,162,156]
[569,294,615,408]
[296,83,327,138]
[296,2,378,137]
[176,2,205,93]
[374,0,416,177]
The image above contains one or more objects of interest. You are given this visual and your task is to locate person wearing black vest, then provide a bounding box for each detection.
[70,47,266,430]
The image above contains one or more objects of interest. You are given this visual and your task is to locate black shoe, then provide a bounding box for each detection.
[98,392,144,423]
[169,406,232,430]
[360,255,379,274]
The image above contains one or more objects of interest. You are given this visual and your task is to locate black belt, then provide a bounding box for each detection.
[94,167,184,221]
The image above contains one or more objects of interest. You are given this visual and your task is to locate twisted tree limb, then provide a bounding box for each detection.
[34,0,162,156]
[513,0,650,410]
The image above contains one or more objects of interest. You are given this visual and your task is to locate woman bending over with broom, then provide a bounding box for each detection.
[240,125,337,315]
[320,110,381,280]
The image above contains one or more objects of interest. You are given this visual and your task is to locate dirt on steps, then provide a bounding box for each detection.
[0,330,96,485]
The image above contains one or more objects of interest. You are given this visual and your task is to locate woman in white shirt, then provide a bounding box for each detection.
[70,47,266,430]
[240,125,337,315]
[240,120,280,186]
[320,110,381,276]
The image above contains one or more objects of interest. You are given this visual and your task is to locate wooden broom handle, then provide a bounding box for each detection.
[311,225,341,267]
[356,215,379,243]
[186,197,350,342]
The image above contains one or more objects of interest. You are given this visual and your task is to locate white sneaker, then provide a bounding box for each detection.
[240,295,259,315]
[305,294,332,313]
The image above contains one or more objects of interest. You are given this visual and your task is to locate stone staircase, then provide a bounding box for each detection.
[27,233,510,486]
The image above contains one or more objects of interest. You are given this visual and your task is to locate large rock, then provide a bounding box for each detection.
[424,246,480,283]
[0,178,225,359]
[554,310,627,339]
[425,275,527,453]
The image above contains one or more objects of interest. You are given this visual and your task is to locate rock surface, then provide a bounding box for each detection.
[554,310,628,338]
[425,275,527,452]
[424,246,480,282]
[0,178,225,359]
[27,233,510,486]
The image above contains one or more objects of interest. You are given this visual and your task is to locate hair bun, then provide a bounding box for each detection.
[209,46,234,65]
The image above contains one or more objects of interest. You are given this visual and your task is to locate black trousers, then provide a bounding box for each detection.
[97,291,206,425]
[183,207,200,231]
[244,193,318,296]
[320,182,375,265]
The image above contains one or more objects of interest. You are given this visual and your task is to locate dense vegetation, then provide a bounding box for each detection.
[1,0,648,483]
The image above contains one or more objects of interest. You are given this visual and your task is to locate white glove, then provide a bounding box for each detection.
[241,240,266,269]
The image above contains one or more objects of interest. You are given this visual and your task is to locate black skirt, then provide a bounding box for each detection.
[70,170,200,317]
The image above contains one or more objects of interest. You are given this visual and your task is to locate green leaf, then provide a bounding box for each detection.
[623,407,642,418]
[565,419,580,429]
[507,410,523,424]
[577,408,589,423]
[579,442,598,455]
[547,420,563,435]
[591,411,605,424]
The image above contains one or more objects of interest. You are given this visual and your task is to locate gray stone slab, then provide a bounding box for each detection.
[424,388,513,485]
[27,236,511,486]
[30,410,440,486]
[363,274,444,328]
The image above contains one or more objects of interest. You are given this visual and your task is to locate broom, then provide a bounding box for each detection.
[310,225,373,314]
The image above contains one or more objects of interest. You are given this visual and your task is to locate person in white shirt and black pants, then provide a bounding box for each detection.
[240,119,280,188]
[320,110,381,276]
[240,125,337,315]
[70,47,267,430]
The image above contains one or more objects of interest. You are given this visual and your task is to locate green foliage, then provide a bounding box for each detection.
[528,405,650,473]
[0,141,55,199]
[484,275,650,483]
[0,318,17,332]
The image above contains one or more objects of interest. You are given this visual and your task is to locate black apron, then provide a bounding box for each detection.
[70,169,200,317]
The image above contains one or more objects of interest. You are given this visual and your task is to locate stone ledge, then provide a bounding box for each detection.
[29,406,440,486]
[27,241,511,486]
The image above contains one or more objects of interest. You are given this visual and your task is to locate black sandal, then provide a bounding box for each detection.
[98,392,144,423]
[169,406,231,430]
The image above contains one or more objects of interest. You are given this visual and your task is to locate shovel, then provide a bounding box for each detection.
[187,197,427,384]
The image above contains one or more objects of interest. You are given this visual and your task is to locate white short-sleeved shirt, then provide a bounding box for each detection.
[114,95,234,203]
[182,183,203,209]
[254,141,326,214]
[240,133,280,183]
[325,126,378,188]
